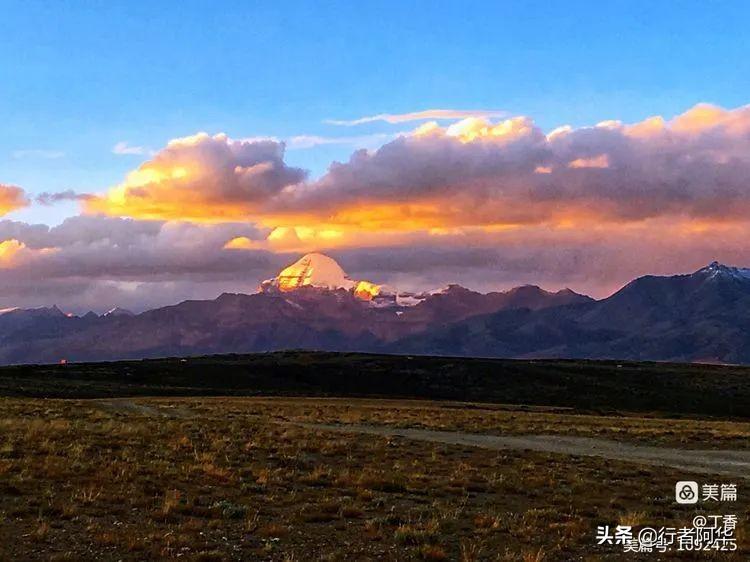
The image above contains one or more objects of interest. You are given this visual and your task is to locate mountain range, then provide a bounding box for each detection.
[2,254,750,365]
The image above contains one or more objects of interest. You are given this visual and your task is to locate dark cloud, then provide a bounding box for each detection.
[0,215,298,312]
[36,190,94,206]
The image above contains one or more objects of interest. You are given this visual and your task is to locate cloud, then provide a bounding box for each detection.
[286,133,400,150]
[87,133,307,221]
[36,190,94,206]
[325,108,508,126]
[0,215,293,311]
[327,219,750,297]
[0,184,30,215]
[11,149,65,159]
[112,141,149,155]
[14,101,750,312]
[279,102,750,227]
[88,103,750,229]
[2,213,748,312]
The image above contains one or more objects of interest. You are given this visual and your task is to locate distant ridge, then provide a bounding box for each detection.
[397,261,750,363]
[1,256,750,364]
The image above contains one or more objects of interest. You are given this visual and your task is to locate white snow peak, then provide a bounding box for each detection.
[699,261,750,282]
[261,253,383,301]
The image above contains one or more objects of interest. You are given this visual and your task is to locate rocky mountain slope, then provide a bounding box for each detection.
[395,262,750,363]
[3,255,750,364]
[0,253,589,364]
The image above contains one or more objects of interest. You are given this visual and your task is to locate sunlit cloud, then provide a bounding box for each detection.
[568,154,609,168]
[82,102,750,236]
[4,101,747,311]
[295,102,750,227]
[0,215,279,311]
[85,102,750,232]
[0,184,30,216]
[86,133,306,221]
[4,212,750,311]
[325,108,508,126]
[0,239,25,266]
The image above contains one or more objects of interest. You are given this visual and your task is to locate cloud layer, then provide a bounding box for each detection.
[4,102,750,311]
[88,103,750,230]
[291,104,750,227]
[0,215,293,312]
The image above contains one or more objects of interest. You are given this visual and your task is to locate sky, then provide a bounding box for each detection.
[1,1,750,312]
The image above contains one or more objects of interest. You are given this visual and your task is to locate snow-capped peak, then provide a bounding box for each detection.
[266,253,356,291]
[697,261,750,281]
[261,253,384,301]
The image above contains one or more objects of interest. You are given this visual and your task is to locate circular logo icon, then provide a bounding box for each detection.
[679,484,695,501]
[675,481,699,504]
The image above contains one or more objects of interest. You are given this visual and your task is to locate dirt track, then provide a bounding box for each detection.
[91,399,750,478]
[297,422,750,479]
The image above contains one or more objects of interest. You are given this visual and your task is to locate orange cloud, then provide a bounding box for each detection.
[670,103,728,133]
[83,103,750,239]
[86,133,305,221]
[0,239,25,266]
[6,209,750,310]
[0,184,29,216]
[568,154,609,169]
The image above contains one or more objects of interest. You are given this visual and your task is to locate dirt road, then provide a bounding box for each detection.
[297,422,750,479]
[90,399,750,478]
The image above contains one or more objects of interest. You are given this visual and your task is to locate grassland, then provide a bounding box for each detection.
[0,396,747,561]
[1,351,750,419]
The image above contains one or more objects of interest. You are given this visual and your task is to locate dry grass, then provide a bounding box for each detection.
[253,396,750,449]
[0,396,746,560]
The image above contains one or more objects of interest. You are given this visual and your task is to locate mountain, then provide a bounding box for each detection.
[0,306,68,336]
[260,252,385,302]
[395,262,750,363]
[2,255,750,365]
[392,283,592,339]
[103,307,135,318]
[0,253,589,364]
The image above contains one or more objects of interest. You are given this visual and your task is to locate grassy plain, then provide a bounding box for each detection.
[0,396,747,561]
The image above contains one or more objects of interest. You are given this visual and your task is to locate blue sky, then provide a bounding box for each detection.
[2,0,750,225]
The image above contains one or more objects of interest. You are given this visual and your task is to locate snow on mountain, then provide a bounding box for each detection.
[270,253,356,291]
[261,253,386,302]
[698,261,750,282]
[103,307,135,317]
